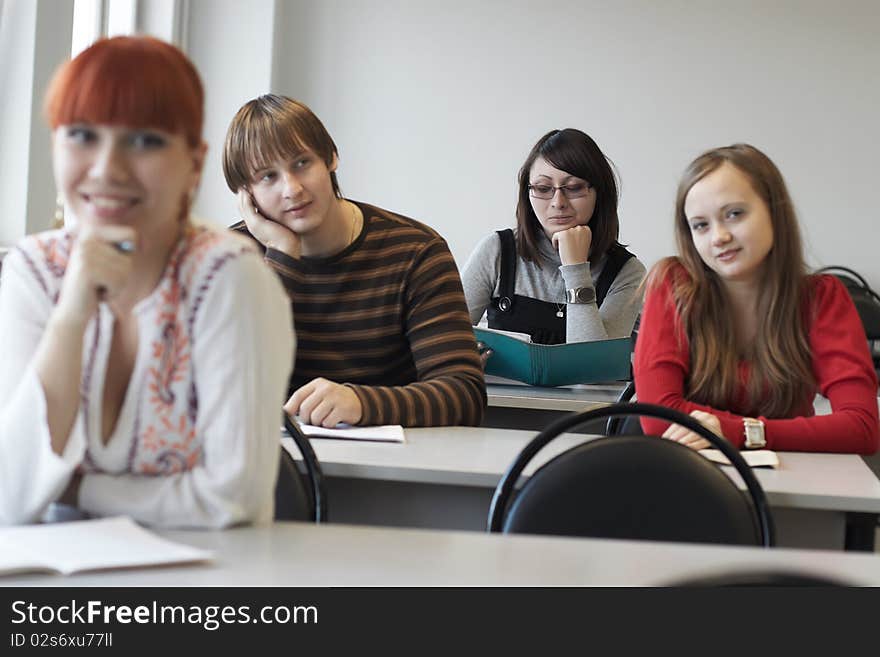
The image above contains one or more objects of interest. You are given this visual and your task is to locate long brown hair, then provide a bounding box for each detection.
[649,144,814,418]
[515,129,621,266]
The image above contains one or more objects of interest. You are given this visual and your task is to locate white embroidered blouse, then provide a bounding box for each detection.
[0,223,294,528]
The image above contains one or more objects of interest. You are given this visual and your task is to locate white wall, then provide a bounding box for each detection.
[5,1,879,287]
[186,0,277,227]
[248,0,879,283]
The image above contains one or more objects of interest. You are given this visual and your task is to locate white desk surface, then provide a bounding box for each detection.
[287,426,880,514]
[7,521,880,586]
[485,376,624,411]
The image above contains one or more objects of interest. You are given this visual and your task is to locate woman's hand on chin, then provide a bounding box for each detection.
[238,188,301,258]
[56,224,137,325]
[551,224,592,265]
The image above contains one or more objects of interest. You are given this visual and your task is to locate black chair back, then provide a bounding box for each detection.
[815,266,880,340]
[669,570,848,586]
[489,402,774,547]
[605,380,640,436]
[276,413,327,523]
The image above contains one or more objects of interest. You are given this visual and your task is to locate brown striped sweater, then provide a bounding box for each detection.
[233,201,486,427]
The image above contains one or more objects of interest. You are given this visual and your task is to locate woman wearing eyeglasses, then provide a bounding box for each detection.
[461,129,646,346]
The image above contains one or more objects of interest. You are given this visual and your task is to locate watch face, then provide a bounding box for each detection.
[744,419,766,448]
[575,288,595,303]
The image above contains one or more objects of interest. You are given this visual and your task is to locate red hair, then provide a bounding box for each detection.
[44,36,204,147]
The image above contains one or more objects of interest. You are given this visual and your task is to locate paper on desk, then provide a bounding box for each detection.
[699,449,779,469]
[296,421,406,444]
[0,516,212,577]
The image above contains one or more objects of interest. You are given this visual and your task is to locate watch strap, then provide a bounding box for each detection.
[566,286,596,304]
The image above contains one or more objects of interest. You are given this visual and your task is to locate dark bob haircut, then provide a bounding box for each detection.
[515,128,621,265]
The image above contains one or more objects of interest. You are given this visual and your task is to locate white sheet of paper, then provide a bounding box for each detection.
[0,541,46,576]
[476,326,533,343]
[699,449,779,469]
[0,516,212,576]
[296,422,406,443]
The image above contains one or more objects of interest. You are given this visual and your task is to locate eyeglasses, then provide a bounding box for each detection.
[528,182,592,200]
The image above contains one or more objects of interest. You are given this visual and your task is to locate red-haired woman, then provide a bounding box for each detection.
[634,144,878,454]
[0,37,294,526]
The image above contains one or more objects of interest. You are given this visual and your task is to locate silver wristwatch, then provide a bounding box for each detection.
[743,417,766,449]
[566,286,596,304]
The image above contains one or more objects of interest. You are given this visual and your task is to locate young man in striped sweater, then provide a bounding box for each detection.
[223,95,486,428]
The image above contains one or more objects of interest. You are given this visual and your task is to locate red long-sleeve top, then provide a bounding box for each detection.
[633,265,879,454]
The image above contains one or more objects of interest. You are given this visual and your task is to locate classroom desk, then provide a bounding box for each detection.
[484,384,880,500]
[486,377,624,411]
[7,521,880,586]
[483,376,625,430]
[284,426,880,552]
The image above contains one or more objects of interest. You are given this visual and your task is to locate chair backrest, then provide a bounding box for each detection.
[668,570,848,586]
[815,266,880,340]
[276,413,327,523]
[488,402,774,547]
[605,380,638,436]
[274,445,313,522]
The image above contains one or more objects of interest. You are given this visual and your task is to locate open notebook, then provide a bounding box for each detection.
[474,327,632,387]
[0,516,212,577]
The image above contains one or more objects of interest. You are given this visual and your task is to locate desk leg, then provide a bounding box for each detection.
[844,512,878,552]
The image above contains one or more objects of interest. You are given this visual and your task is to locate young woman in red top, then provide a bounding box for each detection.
[634,144,879,454]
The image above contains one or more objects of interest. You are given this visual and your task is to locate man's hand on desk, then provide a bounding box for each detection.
[285,377,364,428]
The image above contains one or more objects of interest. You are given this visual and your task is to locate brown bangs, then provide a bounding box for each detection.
[226,109,310,188]
[222,94,341,196]
[44,37,203,146]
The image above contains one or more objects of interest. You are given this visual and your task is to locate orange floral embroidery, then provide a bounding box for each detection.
[148,321,190,410]
[114,225,250,476]
[36,233,71,279]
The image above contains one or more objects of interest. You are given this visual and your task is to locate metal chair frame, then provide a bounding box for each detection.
[488,401,775,546]
[281,413,327,523]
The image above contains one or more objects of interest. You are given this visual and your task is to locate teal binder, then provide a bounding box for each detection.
[474,327,632,387]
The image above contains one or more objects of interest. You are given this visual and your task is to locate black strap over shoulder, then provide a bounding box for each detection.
[486,234,637,346]
[495,229,516,312]
[488,229,564,344]
[495,231,634,310]
[595,243,635,309]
